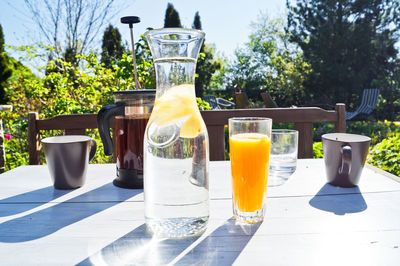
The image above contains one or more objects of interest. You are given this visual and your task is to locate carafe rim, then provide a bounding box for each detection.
[144,28,205,40]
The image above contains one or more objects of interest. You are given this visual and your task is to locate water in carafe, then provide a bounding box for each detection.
[144,29,209,238]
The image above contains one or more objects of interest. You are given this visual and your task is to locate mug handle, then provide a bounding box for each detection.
[88,139,97,163]
[339,145,352,175]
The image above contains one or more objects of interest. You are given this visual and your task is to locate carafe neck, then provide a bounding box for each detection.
[154,57,197,98]
[144,28,205,99]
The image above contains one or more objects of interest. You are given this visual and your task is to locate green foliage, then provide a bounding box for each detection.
[164,3,182,28]
[374,59,400,120]
[191,12,222,97]
[101,25,124,69]
[287,0,400,116]
[4,137,29,170]
[0,25,4,49]
[226,15,310,107]
[310,120,400,144]
[346,120,400,146]
[2,52,124,170]
[2,44,212,170]
[113,33,155,90]
[0,24,13,103]
[63,46,78,66]
[368,133,400,176]
[195,44,222,97]
[196,97,211,110]
[7,57,35,84]
[313,142,323,158]
[208,58,228,91]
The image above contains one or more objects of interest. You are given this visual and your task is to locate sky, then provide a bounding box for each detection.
[0,0,286,60]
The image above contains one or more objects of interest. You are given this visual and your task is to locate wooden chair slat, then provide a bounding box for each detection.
[207,125,226,161]
[294,122,314,158]
[65,129,86,135]
[201,107,339,125]
[36,114,98,130]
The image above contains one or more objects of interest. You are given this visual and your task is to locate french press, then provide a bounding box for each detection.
[97,90,155,188]
[97,16,155,189]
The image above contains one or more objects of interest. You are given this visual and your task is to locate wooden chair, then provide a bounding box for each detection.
[28,103,346,164]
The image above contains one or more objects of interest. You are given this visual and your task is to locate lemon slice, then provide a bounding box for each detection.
[149,84,204,138]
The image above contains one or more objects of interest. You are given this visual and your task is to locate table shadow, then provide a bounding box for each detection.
[0,183,141,243]
[0,186,71,217]
[78,217,260,266]
[309,184,367,215]
[77,224,201,265]
[175,217,261,265]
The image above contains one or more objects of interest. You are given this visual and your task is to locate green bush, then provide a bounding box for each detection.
[2,49,214,171]
[196,97,211,110]
[313,142,323,158]
[368,133,400,177]
[312,120,400,144]
[347,120,400,145]
[2,53,119,170]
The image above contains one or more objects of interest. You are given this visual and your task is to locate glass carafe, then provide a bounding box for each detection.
[97,90,155,188]
[144,28,209,238]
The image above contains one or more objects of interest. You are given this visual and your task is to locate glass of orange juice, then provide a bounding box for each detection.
[229,117,272,223]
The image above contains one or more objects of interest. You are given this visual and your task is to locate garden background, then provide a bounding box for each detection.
[0,0,400,176]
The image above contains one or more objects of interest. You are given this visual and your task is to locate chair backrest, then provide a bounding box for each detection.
[202,95,220,110]
[346,89,380,120]
[28,112,99,165]
[203,103,345,160]
[260,92,278,108]
[235,92,249,109]
[358,89,380,114]
[216,98,236,109]
[28,103,346,164]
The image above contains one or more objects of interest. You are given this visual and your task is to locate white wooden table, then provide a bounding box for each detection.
[0,159,399,265]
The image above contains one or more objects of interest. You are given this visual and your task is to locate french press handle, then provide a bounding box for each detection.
[97,103,125,156]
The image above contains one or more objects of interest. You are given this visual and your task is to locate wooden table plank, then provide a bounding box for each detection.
[1,160,399,203]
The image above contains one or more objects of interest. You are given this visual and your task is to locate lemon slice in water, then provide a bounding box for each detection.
[150,85,205,138]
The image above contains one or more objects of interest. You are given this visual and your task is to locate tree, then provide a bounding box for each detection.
[164,3,182,28]
[0,24,12,103]
[195,45,222,97]
[101,25,124,69]
[192,12,222,97]
[23,0,120,64]
[192,11,202,30]
[226,15,310,106]
[287,0,400,113]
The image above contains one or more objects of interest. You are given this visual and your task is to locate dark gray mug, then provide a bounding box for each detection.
[322,133,370,187]
[42,136,97,189]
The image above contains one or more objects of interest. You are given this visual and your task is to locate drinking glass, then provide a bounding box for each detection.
[229,117,272,223]
[268,129,298,187]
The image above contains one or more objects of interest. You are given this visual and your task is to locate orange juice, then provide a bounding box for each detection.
[230,133,271,212]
